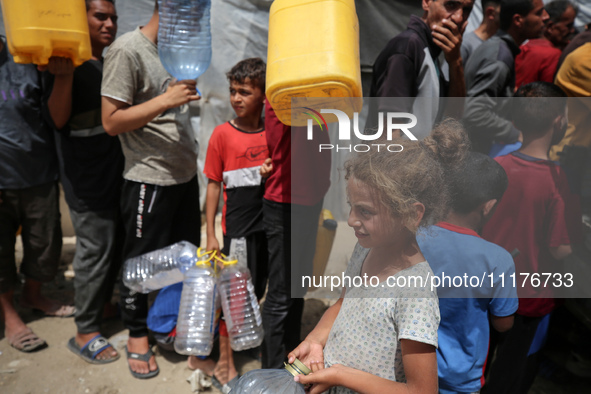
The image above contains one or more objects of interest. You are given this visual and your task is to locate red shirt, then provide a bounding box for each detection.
[204,121,268,236]
[515,39,561,89]
[263,100,331,205]
[482,152,581,316]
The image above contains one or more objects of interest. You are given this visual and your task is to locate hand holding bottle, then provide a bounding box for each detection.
[163,79,201,109]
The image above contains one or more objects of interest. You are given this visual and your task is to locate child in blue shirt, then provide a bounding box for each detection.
[418,152,518,393]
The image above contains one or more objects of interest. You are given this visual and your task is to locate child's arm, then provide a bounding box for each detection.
[491,315,514,332]
[288,291,345,367]
[102,79,200,136]
[549,244,572,261]
[296,339,437,394]
[205,179,222,253]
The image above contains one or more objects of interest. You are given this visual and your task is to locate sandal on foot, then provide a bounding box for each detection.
[20,300,76,318]
[125,346,159,379]
[67,335,120,365]
[7,327,47,352]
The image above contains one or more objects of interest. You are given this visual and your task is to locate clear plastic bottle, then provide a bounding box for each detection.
[229,237,248,268]
[158,0,212,81]
[231,358,311,393]
[174,259,219,356]
[218,257,264,351]
[122,241,198,293]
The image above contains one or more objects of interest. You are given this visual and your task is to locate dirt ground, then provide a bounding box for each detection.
[0,220,352,394]
[1,222,590,393]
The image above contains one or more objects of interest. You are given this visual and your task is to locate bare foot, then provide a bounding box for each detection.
[214,335,238,385]
[127,336,158,375]
[187,355,216,375]
[77,332,118,361]
[1,290,28,339]
[21,279,74,317]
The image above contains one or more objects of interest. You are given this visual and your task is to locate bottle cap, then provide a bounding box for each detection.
[284,358,311,377]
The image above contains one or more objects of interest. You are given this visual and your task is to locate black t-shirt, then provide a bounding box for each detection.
[48,59,124,212]
[0,37,58,189]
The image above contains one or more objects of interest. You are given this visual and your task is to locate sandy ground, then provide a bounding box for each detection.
[0,220,354,394]
[1,219,589,393]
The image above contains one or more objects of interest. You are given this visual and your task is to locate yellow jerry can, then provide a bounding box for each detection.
[1,0,92,66]
[266,0,363,126]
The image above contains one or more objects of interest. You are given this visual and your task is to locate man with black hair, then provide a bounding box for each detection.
[515,0,578,88]
[45,0,122,365]
[462,0,502,64]
[464,0,549,153]
[418,151,518,393]
[368,0,474,139]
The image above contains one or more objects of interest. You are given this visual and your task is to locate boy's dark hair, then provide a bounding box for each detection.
[512,82,567,137]
[482,0,501,10]
[500,0,535,31]
[226,58,266,92]
[545,0,577,23]
[448,152,508,214]
[86,0,115,10]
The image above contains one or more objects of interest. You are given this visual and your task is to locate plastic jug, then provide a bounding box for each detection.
[230,358,311,393]
[158,0,212,81]
[174,252,219,356]
[122,241,200,293]
[217,255,264,351]
[266,0,362,126]
[0,0,91,66]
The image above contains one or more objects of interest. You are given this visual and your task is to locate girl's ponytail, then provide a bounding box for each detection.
[422,118,470,169]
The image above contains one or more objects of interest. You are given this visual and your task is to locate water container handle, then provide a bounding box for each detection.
[196,247,217,268]
[214,254,238,267]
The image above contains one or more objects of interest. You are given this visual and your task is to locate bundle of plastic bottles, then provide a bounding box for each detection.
[122,240,264,355]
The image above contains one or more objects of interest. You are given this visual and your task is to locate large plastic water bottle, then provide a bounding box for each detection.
[218,256,264,351]
[231,358,311,393]
[174,259,219,356]
[122,241,199,293]
[158,0,212,81]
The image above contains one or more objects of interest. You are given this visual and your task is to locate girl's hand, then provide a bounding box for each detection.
[287,339,324,368]
[295,364,344,394]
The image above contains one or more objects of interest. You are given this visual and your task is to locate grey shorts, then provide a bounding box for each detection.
[0,181,62,293]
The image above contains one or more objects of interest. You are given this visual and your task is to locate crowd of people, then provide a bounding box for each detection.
[1,0,590,393]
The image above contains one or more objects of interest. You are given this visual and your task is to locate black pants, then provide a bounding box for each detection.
[261,198,322,368]
[0,181,62,293]
[482,314,546,394]
[119,177,200,338]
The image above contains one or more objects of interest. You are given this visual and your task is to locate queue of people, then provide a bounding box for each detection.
[1,0,590,393]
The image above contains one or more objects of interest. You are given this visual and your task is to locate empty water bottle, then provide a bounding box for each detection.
[218,256,264,351]
[231,358,311,393]
[158,0,212,81]
[122,241,199,293]
[229,237,248,268]
[175,259,219,356]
